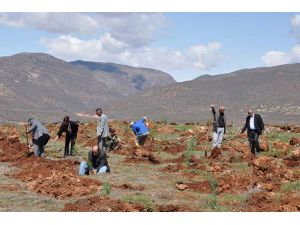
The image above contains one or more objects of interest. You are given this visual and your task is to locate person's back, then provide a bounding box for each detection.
[28,119,49,140]
[132,118,149,136]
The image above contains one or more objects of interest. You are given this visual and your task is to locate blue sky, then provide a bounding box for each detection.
[0,13,299,81]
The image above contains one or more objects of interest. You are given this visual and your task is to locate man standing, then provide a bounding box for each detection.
[79,145,110,175]
[95,108,109,152]
[241,109,265,155]
[211,105,226,149]
[130,116,150,146]
[54,116,79,157]
[27,118,50,157]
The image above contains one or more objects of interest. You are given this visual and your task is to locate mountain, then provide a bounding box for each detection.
[70,60,176,95]
[105,64,300,125]
[2,52,300,125]
[0,53,175,122]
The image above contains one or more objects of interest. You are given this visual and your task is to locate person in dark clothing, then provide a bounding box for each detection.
[105,127,121,151]
[79,145,110,175]
[241,109,265,155]
[55,116,79,157]
[211,105,226,149]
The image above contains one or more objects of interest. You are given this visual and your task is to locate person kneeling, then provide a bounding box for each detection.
[79,145,110,175]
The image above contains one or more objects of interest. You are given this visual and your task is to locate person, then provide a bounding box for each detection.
[54,116,79,157]
[95,107,110,152]
[26,118,50,157]
[130,116,150,146]
[241,109,265,155]
[79,145,110,175]
[211,105,226,149]
[105,127,121,151]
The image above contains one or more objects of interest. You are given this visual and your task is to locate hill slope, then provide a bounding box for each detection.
[105,64,300,125]
[0,53,175,122]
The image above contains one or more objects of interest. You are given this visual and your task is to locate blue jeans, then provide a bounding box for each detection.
[79,161,107,175]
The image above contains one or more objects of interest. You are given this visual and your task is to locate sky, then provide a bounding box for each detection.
[0,12,300,81]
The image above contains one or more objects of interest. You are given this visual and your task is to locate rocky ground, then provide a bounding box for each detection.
[0,121,299,212]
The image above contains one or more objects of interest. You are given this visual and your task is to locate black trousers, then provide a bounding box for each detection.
[137,133,148,146]
[248,131,260,155]
[33,133,50,156]
[65,135,76,156]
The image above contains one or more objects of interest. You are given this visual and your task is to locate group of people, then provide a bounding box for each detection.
[25,105,264,176]
[25,107,150,175]
[211,105,265,155]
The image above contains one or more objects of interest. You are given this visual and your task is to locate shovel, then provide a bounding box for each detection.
[24,124,34,157]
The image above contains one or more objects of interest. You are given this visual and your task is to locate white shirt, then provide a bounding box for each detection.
[249,114,255,130]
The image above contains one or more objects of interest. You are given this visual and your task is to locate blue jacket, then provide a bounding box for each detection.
[131,118,149,137]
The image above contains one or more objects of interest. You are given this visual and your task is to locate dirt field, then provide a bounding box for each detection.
[0,121,300,211]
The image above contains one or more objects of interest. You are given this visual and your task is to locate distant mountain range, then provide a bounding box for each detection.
[1,53,300,125]
[105,64,300,125]
[0,53,175,123]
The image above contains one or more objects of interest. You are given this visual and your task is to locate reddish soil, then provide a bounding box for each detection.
[250,156,295,192]
[284,150,300,167]
[161,142,186,155]
[290,138,300,146]
[63,196,145,212]
[161,164,186,173]
[0,131,102,199]
[156,204,191,212]
[83,138,98,147]
[244,192,300,212]
[278,125,300,133]
[0,184,22,192]
[217,174,253,194]
[120,146,160,165]
[272,140,290,153]
[186,181,211,193]
[210,147,222,159]
[116,183,145,191]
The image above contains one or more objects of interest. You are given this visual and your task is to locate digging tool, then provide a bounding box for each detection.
[24,124,34,157]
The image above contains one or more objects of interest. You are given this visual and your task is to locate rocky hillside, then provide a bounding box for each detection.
[105,64,300,125]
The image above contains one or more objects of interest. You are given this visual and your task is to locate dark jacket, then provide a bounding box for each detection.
[241,114,265,135]
[88,151,110,172]
[57,121,79,139]
[212,108,226,133]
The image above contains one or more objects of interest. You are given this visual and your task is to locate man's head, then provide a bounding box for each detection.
[63,116,70,125]
[129,122,134,127]
[95,107,103,116]
[219,106,225,114]
[92,145,99,155]
[248,109,254,116]
[28,118,34,125]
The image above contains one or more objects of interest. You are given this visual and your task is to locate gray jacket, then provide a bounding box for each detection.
[28,119,49,140]
[96,114,109,137]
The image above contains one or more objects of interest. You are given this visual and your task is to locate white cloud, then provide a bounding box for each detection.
[95,13,167,48]
[261,14,300,67]
[40,36,103,61]
[261,45,300,67]
[0,12,223,73]
[186,43,223,70]
[100,33,128,53]
[0,13,99,35]
[291,14,300,39]
[261,51,293,67]
[0,12,167,48]
[41,35,223,72]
